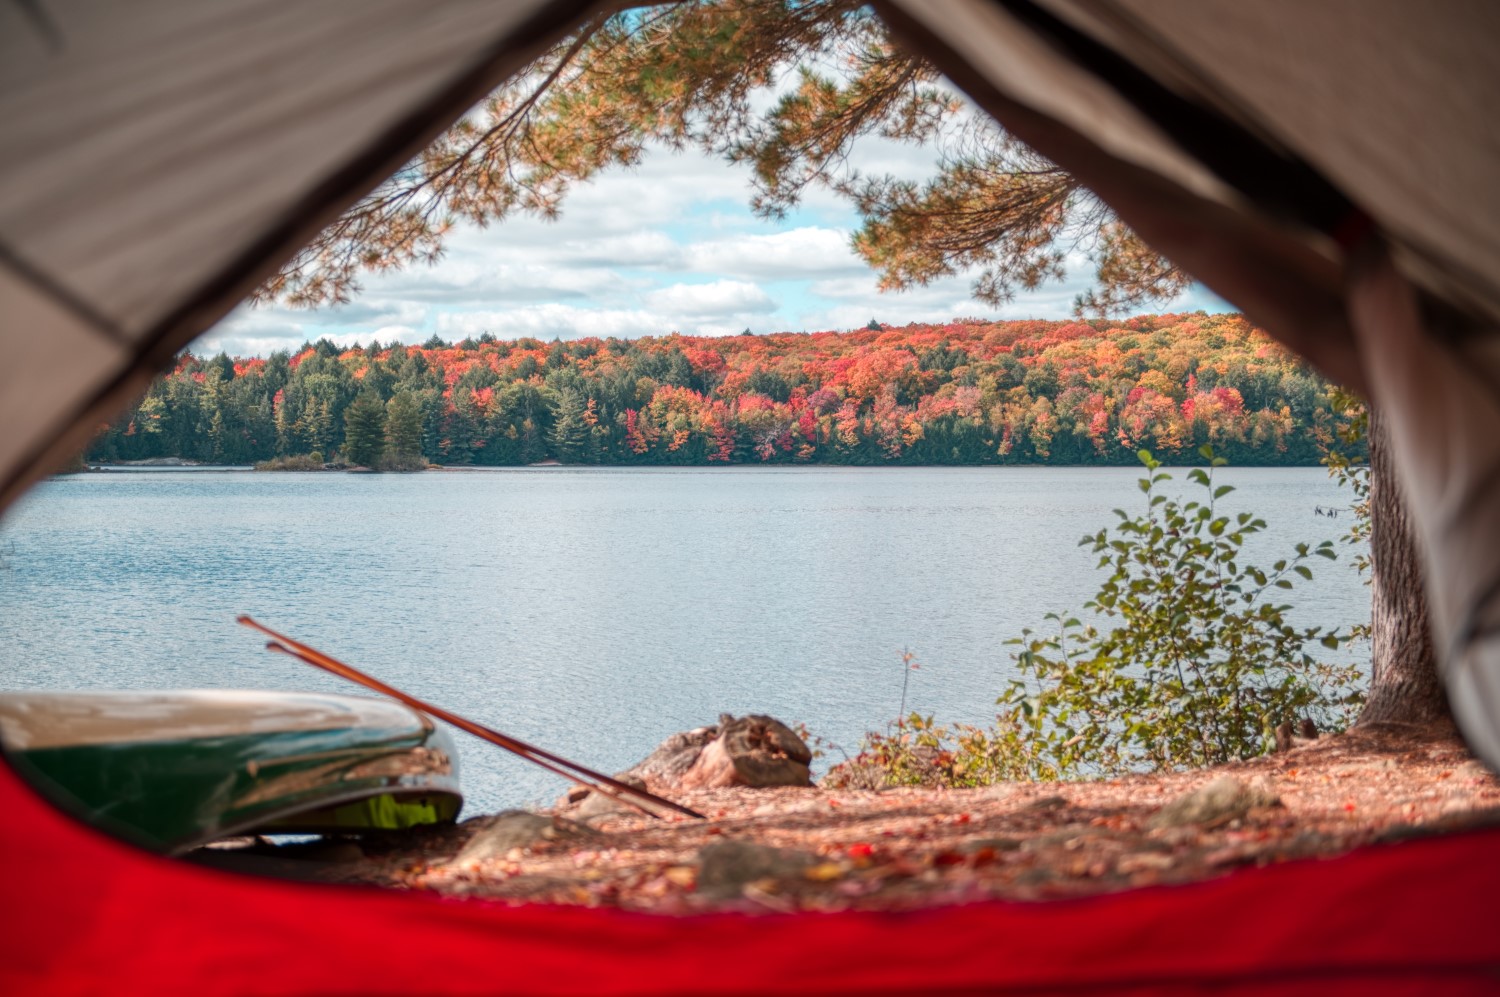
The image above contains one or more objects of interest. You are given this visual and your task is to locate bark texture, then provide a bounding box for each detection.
[559,714,813,815]
[1357,410,1449,725]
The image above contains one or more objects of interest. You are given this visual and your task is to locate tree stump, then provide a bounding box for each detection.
[559,714,813,813]
[678,714,813,790]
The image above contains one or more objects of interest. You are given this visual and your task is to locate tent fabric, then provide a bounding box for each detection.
[1,753,1497,996]
[4,1,1500,993]
[1049,0,1500,327]
[1348,248,1500,769]
[0,0,606,512]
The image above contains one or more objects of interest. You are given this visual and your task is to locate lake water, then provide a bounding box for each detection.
[0,466,1368,814]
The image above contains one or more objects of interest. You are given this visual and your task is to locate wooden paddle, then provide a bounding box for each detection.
[238,616,705,820]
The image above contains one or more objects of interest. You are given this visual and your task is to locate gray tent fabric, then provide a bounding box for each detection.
[2,0,1499,764]
[884,0,1500,765]
[0,0,606,511]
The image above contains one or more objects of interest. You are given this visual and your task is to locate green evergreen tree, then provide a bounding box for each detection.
[549,389,590,463]
[342,390,386,467]
[383,391,425,471]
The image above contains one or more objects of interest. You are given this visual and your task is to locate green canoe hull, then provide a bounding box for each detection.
[0,690,462,853]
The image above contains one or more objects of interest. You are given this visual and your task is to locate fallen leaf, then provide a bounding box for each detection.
[803,863,845,882]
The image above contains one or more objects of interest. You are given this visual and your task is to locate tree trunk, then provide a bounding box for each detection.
[1356,409,1449,725]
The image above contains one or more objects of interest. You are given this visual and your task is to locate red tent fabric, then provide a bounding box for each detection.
[2,756,1496,996]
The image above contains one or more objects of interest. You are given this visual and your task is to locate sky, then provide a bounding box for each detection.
[201,134,1233,359]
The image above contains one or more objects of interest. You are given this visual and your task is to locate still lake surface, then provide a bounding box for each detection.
[0,466,1367,814]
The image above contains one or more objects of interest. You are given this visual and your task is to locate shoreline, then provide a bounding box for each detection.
[206,722,1499,913]
[78,460,1343,473]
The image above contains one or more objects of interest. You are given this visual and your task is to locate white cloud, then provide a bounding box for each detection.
[436,305,668,341]
[190,125,1237,359]
[684,227,864,279]
[644,280,777,318]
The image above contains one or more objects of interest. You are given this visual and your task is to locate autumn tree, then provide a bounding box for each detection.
[254,0,1438,728]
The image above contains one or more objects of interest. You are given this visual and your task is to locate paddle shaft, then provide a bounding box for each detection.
[239,616,704,820]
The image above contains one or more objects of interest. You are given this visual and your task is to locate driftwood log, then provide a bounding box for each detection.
[561,714,813,814]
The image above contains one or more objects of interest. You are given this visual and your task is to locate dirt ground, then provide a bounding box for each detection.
[235,722,1500,913]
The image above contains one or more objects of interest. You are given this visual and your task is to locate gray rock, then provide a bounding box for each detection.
[1456,759,1494,781]
[453,810,595,864]
[620,726,721,788]
[1023,795,1070,811]
[963,836,1023,853]
[569,775,650,822]
[1149,776,1281,829]
[695,840,818,898]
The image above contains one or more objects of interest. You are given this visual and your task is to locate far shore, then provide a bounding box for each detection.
[75,458,1338,474]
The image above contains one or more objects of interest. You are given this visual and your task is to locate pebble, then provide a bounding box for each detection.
[1149,776,1280,829]
[452,810,596,864]
[695,840,818,898]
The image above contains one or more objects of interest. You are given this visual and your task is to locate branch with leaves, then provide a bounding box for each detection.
[259,0,1183,316]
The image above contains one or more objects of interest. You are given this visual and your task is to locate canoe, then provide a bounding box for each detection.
[0,690,462,853]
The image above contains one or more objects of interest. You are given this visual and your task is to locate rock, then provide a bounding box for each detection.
[962,836,1023,854]
[1149,776,1281,829]
[695,840,819,898]
[569,775,650,822]
[680,714,813,790]
[1023,795,1070,811]
[620,726,721,790]
[453,810,595,864]
[1456,759,1494,782]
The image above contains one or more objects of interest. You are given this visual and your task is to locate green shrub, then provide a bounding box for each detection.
[253,453,327,471]
[823,447,1363,790]
[823,712,1046,789]
[999,447,1362,777]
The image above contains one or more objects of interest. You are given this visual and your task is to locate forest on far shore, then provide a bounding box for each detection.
[87,312,1360,468]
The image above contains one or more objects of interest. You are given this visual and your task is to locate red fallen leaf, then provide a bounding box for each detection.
[931,851,966,867]
[955,813,972,824]
[884,859,924,878]
[847,843,875,860]
[1344,803,1356,812]
[828,799,841,808]
[969,847,998,867]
